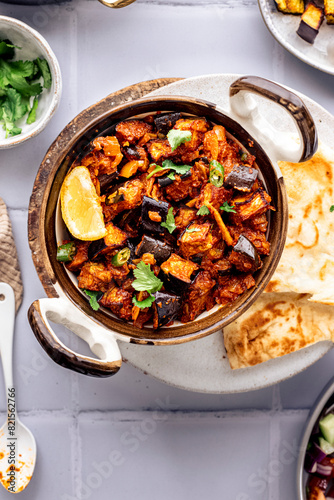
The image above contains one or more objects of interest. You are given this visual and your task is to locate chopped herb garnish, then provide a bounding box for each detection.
[330,205,334,213]
[82,289,102,311]
[132,294,156,309]
[167,172,175,180]
[34,57,52,89]
[0,40,52,137]
[132,261,163,294]
[161,207,176,234]
[147,159,192,179]
[167,129,192,151]
[186,226,201,233]
[26,96,38,124]
[240,151,248,162]
[220,202,236,213]
[197,205,210,216]
[209,160,224,188]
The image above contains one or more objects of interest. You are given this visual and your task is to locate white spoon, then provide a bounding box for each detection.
[0,283,36,493]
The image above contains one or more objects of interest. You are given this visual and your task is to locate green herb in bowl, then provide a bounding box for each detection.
[0,39,52,138]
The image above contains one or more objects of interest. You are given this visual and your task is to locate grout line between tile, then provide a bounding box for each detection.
[272,40,286,83]
[65,10,81,500]
[268,414,281,500]
[0,407,309,420]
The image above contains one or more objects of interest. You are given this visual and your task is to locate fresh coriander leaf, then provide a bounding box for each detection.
[330,205,334,213]
[132,261,163,294]
[0,39,19,60]
[161,207,176,234]
[10,60,35,78]
[0,59,42,96]
[82,289,102,311]
[146,164,163,179]
[35,58,52,89]
[162,159,191,175]
[3,88,27,121]
[26,96,38,124]
[132,293,155,309]
[146,159,191,179]
[167,172,175,180]
[1,88,27,137]
[197,205,210,216]
[220,202,236,213]
[167,129,192,151]
[186,226,201,233]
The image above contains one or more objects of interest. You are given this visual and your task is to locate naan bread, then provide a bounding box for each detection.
[266,143,334,305]
[224,292,334,369]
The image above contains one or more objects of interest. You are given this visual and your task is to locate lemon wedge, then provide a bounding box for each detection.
[60,166,107,241]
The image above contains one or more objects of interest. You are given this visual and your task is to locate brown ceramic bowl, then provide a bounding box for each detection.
[28,75,317,378]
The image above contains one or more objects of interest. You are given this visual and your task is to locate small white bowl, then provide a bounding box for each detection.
[0,16,62,149]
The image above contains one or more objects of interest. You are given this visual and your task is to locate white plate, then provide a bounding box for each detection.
[258,0,334,75]
[120,73,334,394]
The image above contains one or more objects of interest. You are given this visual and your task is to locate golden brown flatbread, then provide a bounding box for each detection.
[266,143,334,305]
[224,292,334,369]
[224,143,334,369]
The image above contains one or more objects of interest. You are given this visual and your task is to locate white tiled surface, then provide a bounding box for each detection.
[0,1,334,498]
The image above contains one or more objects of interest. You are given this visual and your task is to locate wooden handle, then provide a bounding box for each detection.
[28,298,122,377]
[229,75,318,163]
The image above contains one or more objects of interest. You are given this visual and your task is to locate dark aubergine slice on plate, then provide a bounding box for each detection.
[88,222,128,260]
[136,235,173,265]
[152,290,182,329]
[98,171,120,193]
[153,112,181,135]
[160,253,199,295]
[224,164,258,192]
[141,196,169,233]
[232,235,261,272]
[158,169,192,188]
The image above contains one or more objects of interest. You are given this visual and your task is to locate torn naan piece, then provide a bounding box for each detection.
[224,292,334,369]
[266,143,334,304]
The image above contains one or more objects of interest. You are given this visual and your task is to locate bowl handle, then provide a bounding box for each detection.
[97,0,136,7]
[28,298,122,377]
[229,75,318,164]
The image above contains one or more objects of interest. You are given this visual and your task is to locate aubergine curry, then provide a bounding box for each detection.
[57,112,274,329]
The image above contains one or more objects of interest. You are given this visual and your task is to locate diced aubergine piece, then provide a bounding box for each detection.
[122,145,141,160]
[274,0,304,14]
[141,196,169,233]
[158,169,192,188]
[98,171,119,193]
[105,187,125,205]
[232,235,261,272]
[297,2,324,43]
[233,188,271,221]
[152,290,182,329]
[88,222,128,260]
[216,259,233,276]
[136,235,173,265]
[116,207,141,237]
[153,113,181,135]
[178,222,216,258]
[160,253,199,295]
[224,164,258,192]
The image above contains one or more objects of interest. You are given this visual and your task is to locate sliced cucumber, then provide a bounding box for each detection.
[319,413,334,446]
[319,436,334,455]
